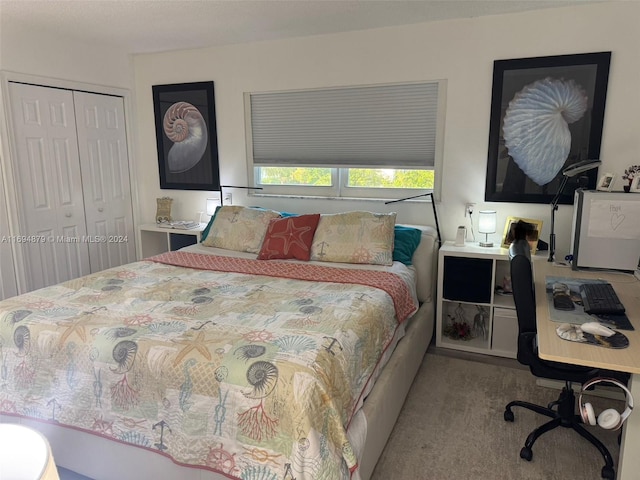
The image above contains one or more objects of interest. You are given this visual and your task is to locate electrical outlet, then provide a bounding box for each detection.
[223,193,232,205]
[465,203,475,217]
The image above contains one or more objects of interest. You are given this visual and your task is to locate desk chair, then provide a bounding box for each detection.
[503,239,628,480]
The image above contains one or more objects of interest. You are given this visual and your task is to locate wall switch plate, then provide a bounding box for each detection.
[223,193,232,205]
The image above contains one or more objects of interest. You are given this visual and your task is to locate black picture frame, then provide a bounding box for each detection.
[153,81,220,190]
[485,52,611,204]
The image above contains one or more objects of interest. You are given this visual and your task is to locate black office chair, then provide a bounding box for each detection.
[504,238,628,480]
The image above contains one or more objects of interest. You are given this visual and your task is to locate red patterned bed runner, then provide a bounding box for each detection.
[149,251,418,323]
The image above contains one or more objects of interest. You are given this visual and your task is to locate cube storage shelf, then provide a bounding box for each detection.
[138,223,207,259]
[436,241,518,358]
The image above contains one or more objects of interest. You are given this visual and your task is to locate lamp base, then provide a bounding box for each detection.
[479,241,493,247]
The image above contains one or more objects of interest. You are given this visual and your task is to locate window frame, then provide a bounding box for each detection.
[245,80,446,201]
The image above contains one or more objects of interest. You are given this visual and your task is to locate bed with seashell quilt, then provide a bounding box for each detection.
[0,208,439,480]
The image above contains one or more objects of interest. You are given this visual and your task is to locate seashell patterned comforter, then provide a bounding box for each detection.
[0,251,418,479]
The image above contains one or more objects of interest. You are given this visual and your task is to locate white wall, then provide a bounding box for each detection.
[132,2,640,259]
[0,22,133,89]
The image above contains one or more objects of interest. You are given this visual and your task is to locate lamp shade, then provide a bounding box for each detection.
[478,210,497,234]
[206,196,221,216]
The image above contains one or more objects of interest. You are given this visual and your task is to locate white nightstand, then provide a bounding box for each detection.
[138,223,207,259]
[436,241,518,358]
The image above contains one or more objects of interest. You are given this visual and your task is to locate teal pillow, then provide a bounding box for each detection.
[200,205,221,242]
[393,226,422,266]
[279,211,298,217]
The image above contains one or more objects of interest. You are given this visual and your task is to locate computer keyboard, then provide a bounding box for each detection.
[579,282,626,315]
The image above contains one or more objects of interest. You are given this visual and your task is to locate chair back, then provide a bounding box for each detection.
[509,239,537,366]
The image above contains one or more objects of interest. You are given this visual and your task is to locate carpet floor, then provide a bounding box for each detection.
[370,350,622,480]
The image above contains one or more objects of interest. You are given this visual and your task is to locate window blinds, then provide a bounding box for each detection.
[249,82,440,169]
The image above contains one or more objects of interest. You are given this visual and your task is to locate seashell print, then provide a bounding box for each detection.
[8,309,31,324]
[163,101,208,174]
[107,327,137,340]
[244,361,278,399]
[502,77,588,186]
[234,344,266,361]
[111,340,138,374]
[13,325,30,355]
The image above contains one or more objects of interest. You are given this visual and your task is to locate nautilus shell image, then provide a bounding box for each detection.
[502,77,588,186]
[244,361,278,399]
[163,101,208,173]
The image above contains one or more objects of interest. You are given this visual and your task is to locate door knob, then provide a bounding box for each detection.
[65,213,72,217]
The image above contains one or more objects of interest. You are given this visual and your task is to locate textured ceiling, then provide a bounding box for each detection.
[0,0,608,54]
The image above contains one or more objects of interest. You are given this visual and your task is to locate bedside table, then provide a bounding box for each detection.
[138,223,207,259]
[436,241,518,358]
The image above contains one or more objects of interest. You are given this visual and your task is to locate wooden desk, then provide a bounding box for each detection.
[534,261,640,480]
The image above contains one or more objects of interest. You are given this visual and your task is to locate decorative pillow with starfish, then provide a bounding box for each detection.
[257,214,321,260]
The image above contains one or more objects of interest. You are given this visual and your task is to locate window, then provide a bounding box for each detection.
[245,80,445,199]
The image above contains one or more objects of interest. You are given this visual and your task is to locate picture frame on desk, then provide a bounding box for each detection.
[501,216,543,253]
[596,173,615,192]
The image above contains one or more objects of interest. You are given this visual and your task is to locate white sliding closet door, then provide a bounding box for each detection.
[73,91,135,272]
[9,82,90,290]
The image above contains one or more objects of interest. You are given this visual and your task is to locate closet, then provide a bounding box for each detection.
[6,82,135,292]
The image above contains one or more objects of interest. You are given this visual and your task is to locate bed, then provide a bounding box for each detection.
[0,208,439,480]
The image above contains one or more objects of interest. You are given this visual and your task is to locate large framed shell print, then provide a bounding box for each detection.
[485,52,611,204]
[153,81,220,190]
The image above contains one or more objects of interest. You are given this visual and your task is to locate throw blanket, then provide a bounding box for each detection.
[0,253,417,479]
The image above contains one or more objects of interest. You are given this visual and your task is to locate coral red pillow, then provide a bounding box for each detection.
[258,214,321,260]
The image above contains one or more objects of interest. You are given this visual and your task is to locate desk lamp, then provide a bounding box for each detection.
[384,192,442,247]
[548,159,601,262]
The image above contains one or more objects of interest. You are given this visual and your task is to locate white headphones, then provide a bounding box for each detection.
[579,377,634,430]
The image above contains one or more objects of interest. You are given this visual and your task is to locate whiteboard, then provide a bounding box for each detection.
[572,190,640,271]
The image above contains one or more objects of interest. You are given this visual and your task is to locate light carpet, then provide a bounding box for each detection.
[371,350,623,480]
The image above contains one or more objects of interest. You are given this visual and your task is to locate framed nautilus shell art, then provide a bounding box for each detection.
[152,81,220,190]
[485,52,611,204]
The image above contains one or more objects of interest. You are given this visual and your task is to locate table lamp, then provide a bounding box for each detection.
[478,210,497,247]
[548,159,601,262]
[206,196,220,216]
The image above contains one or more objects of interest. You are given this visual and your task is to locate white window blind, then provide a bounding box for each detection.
[249,82,440,169]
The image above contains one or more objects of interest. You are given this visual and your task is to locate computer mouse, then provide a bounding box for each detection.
[580,322,616,337]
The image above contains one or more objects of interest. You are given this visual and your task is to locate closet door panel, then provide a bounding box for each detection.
[74,91,135,273]
[0,166,18,300]
[8,82,90,291]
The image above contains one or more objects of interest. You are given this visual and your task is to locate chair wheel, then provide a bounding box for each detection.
[520,447,532,461]
[601,466,615,479]
[504,410,514,422]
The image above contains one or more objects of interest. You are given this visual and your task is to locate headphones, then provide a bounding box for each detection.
[579,377,634,430]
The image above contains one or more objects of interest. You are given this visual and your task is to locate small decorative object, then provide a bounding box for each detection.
[478,210,497,247]
[473,306,488,340]
[156,197,173,223]
[630,176,640,193]
[596,173,615,192]
[622,165,640,192]
[444,304,474,341]
[501,217,543,253]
